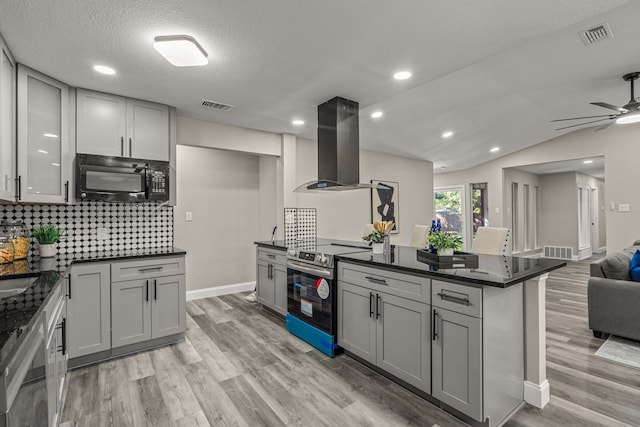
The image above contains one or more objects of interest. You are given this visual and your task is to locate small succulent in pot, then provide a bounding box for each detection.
[427,230,462,254]
[32,224,66,244]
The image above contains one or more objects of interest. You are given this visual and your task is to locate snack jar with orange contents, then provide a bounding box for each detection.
[0,220,30,260]
[0,236,14,264]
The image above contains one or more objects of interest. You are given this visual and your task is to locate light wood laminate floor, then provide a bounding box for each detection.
[61,255,640,427]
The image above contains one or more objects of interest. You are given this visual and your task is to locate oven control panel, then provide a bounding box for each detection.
[287,249,332,268]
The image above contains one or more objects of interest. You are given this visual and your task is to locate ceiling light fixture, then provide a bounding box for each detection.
[371,111,383,119]
[292,120,305,125]
[490,147,500,153]
[153,35,208,67]
[442,131,453,138]
[93,65,116,75]
[43,133,58,138]
[583,160,594,164]
[393,71,412,80]
[616,112,640,125]
[37,150,48,154]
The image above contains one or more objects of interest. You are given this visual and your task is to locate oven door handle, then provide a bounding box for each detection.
[286,260,332,279]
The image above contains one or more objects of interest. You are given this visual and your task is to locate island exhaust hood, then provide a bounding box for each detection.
[294,96,384,192]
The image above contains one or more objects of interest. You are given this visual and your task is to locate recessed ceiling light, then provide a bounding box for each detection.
[583,160,594,164]
[371,111,383,119]
[490,147,500,153]
[292,120,305,125]
[43,133,58,138]
[393,71,412,80]
[616,112,640,125]
[153,35,208,67]
[93,65,116,75]
[442,131,453,138]
[51,163,60,167]
[37,150,48,154]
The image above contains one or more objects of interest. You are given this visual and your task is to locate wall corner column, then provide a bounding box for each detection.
[523,272,550,409]
[276,134,297,236]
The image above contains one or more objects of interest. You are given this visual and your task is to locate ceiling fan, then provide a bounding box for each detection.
[552,71,640,131]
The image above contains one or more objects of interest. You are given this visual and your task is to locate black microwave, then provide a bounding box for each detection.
[76,153,170,202]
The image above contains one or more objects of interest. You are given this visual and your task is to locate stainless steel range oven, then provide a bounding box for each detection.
[286,243,370,357]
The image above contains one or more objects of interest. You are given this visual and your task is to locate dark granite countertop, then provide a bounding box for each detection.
[336,245,566,288]
[255,239,565,288]
[0,246,187,371]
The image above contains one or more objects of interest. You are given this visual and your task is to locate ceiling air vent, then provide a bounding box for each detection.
[201,99,234,111]
[579,23,613,45]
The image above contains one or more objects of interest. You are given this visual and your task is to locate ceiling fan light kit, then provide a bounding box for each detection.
[552,71,640,131]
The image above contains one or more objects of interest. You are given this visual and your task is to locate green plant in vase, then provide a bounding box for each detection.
[427,231,462,255]
[32,224,66,258]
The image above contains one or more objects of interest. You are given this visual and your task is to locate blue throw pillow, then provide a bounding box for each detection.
[630,250,640,281]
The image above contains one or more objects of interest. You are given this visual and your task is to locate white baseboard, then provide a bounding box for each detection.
[186,281,256,301]
[524,380,550,409]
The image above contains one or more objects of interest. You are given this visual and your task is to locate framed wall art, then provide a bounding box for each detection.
[371,180,399,234]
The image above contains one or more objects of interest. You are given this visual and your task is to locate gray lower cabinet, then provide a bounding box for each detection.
[432,307,482,420]
[67,263,111,359]
[338,279,431,393]
[256,246,287,315]
[111,256,186,349]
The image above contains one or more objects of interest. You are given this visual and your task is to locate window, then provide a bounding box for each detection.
[471,183,489,236]
[434,186,467,249]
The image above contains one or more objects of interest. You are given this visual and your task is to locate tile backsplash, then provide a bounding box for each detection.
[0,201,173,255]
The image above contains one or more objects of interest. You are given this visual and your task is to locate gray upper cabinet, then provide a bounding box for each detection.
[17,64,71,204]
[67,263,111,359]
[255,246,287,316]
[0,34,15,201]
[432,307,482,421]
[76,89,169,161]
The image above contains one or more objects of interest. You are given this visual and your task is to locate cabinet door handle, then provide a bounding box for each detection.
[268,264,273,280]
[129,137,132,157]
[64,181,69,203]
[121,136,124,156]
[375,293,381,319]
[437,292,470,306]
[61,318,67,355]
[369,292,374,318]
[365,276,387,285]
[138,266,162,273]
[154,279,157,301]
[145,280,149,302]
[15,175,21,201]
[432,309,438,341]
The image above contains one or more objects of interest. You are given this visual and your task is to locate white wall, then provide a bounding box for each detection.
[174,145,260,291]
[435,122,640,252]
[294,138,434,245]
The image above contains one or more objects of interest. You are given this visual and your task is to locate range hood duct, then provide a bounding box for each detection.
[295,96,384,192]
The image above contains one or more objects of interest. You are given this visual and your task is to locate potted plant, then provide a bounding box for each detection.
[32,224,65,258]
[363,221,394,254]
[427,231,462,256]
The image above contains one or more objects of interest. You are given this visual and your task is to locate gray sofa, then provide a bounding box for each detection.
[588,244,640,340]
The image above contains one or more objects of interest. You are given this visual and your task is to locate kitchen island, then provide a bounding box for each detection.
[255,240,565,427]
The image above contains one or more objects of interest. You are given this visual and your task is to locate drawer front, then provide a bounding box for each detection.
[338,262,430,304]
[256,247,286,265]
[432,280,482,317]
[111,256,185,282]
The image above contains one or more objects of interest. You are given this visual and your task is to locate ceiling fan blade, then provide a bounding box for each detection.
[551,114,616,122]
[590,102,629,113]
[555,118,612,131]
[594,120,617,132]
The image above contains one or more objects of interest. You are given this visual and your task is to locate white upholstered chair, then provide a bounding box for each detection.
[471,227,511,256]
[409,225,430,248]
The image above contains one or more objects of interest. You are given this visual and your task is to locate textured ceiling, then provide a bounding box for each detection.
[0,0,634,172]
